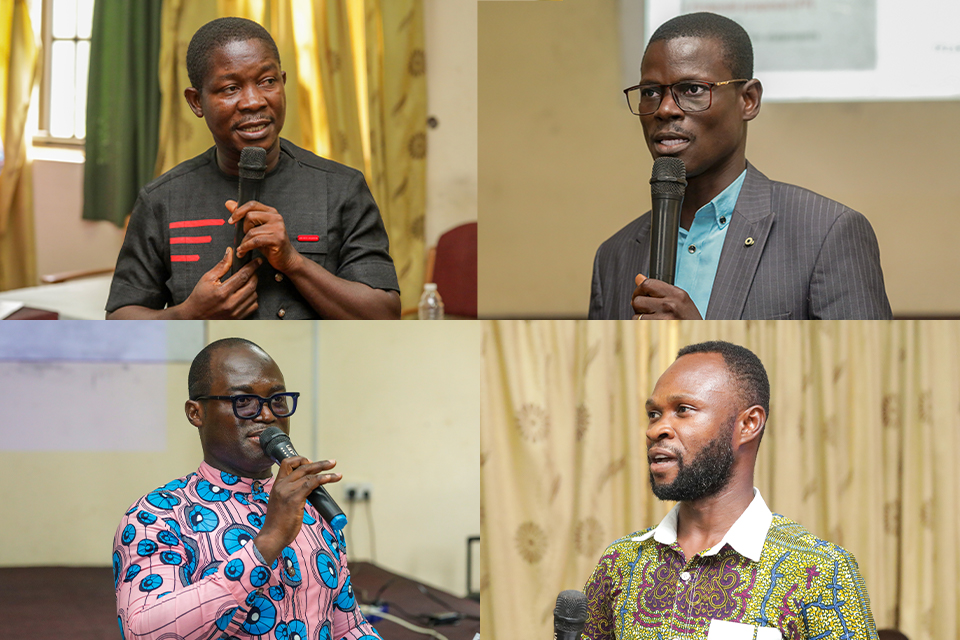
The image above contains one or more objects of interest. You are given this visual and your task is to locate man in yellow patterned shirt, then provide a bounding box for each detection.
[582,341,878,640]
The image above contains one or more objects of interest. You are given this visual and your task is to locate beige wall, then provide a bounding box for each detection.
[478,0,960,318]
[424,0,479,248]
[0,321,480,598]
[31,150,125,279]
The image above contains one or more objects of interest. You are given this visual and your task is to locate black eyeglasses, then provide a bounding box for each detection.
[194,392,300,419]
[623,79,750,116]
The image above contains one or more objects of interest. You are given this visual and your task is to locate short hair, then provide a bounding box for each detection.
[647,12,754,80]
[188,337,269,400]
[186,17,281,91]
[677,340,769,419]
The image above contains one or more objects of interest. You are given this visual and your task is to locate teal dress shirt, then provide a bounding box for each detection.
[675,169,747,317]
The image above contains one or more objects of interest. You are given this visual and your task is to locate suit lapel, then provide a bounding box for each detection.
[705,163,775,319]
[634,216,652,277]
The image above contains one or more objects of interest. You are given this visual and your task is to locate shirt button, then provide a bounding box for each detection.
[719,216,727,224]
[275,273,283,282]
[687,245,696,254]
[286,566,296,577]
[277,308,286,319]
[680,571,691,581]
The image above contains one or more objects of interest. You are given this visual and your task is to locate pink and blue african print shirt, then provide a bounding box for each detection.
[582,490,878,640]
[113,461,381,640]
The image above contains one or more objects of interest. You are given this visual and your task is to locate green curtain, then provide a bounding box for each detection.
[82,0,163,227]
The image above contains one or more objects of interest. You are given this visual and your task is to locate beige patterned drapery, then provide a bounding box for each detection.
[480,320,960,640]
[156,0,425,307]
[0,0,38,290]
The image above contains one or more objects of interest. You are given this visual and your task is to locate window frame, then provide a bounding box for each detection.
[32,0,93,147]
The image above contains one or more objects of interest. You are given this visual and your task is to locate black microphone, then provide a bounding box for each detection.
[259,426,348,530]
[230,146,267,277]
[554,590,587,640]
[648,157,687,285]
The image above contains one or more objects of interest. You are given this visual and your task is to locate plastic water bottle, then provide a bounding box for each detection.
[418,283,444,319]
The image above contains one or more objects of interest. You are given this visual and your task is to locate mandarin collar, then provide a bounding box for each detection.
[197,460,276,494]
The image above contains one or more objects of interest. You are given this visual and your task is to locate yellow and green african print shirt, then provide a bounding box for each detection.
[581,491,877,640]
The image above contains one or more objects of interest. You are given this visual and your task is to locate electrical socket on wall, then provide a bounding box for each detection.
[343,482,372,502]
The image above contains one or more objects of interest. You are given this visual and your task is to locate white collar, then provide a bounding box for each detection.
[633,488,772,562]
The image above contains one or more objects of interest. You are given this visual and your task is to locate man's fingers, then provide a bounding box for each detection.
[222,257,262,289]
[279,458,338,480]
[637,277,671,298]
[237,256,263,278]
[635,273,647,287]
[208,247,233,280]
[235,298,259,319]
[229,200,271,226]
[311,472,343,487]
[276,455,310,479]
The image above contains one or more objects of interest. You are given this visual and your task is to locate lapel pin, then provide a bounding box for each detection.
[744,237,755,246]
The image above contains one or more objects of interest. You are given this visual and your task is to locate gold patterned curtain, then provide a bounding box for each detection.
[155,0,425,307]
[0,0,38,290]
[480,320,960,640]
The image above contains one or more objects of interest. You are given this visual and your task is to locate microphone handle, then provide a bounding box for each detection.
[648,193,682,285]
[268,439,348,530]
[555,631,583,640]
[230,179,262,277]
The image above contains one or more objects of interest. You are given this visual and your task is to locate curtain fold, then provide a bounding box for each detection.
[0,0,38,290]
[82,0,163,227]
[480,320,960,640]
[363,0,426,308]
[155,0,425,305]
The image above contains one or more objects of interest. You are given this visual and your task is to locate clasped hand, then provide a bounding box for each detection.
[632,273,703,320]
[227,199,303,274]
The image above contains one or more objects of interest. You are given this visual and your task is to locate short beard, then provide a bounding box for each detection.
[649,419,735,502]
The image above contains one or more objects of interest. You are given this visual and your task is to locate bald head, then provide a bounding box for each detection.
[188,338,273,400]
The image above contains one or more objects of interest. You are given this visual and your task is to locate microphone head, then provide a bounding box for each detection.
[258,426,289,457]
[239,146,267,180]
[554,589,588,633]
[650,156,687,198]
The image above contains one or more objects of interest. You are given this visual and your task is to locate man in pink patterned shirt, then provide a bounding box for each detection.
[113,337,381,640]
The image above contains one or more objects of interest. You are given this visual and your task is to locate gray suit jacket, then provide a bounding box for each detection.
[589,163,892,319]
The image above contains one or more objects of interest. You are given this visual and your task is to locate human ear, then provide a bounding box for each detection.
[184,87,204,118]
[736,405,766,446]
[741,79,762,122]
[185,400,203,428]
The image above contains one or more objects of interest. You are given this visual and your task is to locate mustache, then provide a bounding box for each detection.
[234,115,274,127]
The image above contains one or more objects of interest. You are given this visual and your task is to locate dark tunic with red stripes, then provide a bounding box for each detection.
[106,139,399,319]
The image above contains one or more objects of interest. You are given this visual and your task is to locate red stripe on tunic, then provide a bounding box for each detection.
[170,236,212,244]
[171,255,200,262]
[169,219,226,229]
[297,235,320,242]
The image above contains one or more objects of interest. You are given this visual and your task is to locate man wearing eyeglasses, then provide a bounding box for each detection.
[113,337,380,640]
[588,12,892,320]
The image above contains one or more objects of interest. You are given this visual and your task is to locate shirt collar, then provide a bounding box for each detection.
[197,460,275,493]
[688,168,746,230]
[635,488,772,562]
